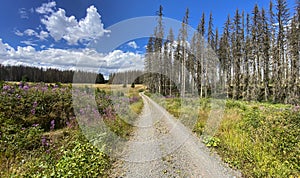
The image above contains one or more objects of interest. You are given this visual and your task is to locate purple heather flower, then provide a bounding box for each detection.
[41,87,48,92]
[50,120,55,130]
[21,127,25,130]
[41,136,47,146]
[32,123,39,127]
[3,85,10,90]
[31,109,36,115]
[79,109,85,115]
[18,82,23,87]
[23,85,29,90]
[33,101,38,108]
[293,105,300,112]
[16,94,21,99]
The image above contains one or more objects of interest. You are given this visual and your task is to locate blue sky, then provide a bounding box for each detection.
[0,0,296,77]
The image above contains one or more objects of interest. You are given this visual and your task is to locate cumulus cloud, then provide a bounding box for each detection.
[15,30,24,36]
[0,39,144,77]
[127,41,138,49]
[21,40,37,46]
[0,39,15,55]
[38,3,110,45]
[19,8,29,19]
[38,31,49,40]
[17,29,49,40]
[16,2,109,46]
[36,1,56,14]
[24,29,37,36]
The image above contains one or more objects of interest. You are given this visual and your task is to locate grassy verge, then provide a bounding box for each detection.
[149,94,299,177]
[217,100,299,177]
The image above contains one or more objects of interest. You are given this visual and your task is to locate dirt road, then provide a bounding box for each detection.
[110,93,240,177]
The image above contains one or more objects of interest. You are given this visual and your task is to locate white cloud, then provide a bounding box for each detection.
[38,31,49,40]
[24,29,37,36]
[0,39,15,55]
[19,8,29,19]
[17,29,49,40]
[40,5,110,45]
[20,40,37,46]
[41,8,77,42]
[127,41,138,49]
[36,1,56,14]
[15,30,24,36]
[0,39,144,78]
[15,2,109,49]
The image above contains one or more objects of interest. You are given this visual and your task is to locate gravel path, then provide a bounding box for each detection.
[109,93,241,178]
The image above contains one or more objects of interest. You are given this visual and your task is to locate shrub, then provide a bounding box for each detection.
[0,80,4,89]
[55,82,62,87]
[55,141,110,177]
[203,136,220,147]
[131,83,135,88]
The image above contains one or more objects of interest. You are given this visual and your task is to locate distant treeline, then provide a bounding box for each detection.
[108,70,144,84]
[0,65,105,84]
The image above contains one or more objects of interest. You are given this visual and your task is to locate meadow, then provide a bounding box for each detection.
[0,81,143,177]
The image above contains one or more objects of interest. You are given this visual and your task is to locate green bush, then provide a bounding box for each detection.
[55,82,62,87]
[0,116,43,156]
[55,141,110,177]
[225,99,247,111]
[203,136,221,147]
[131,83,135,88]
[0,80,4,89]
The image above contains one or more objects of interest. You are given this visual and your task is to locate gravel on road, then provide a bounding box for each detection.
[109,93,241,178]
